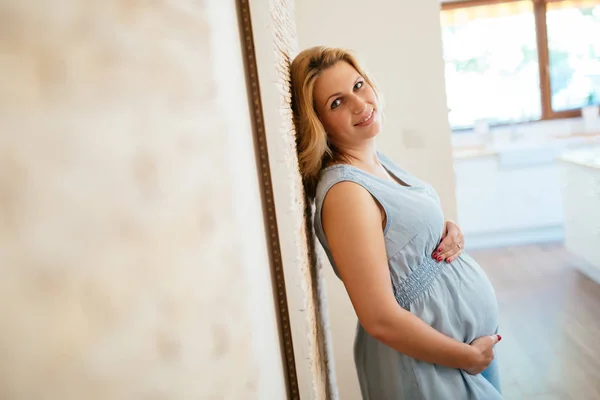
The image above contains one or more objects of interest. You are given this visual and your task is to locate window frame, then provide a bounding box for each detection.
[441,0,584,125]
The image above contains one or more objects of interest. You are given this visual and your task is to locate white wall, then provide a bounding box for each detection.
[294,1,457,398]
[0,1,286,399]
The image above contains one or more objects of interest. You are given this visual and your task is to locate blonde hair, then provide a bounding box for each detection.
[290,46,381,198]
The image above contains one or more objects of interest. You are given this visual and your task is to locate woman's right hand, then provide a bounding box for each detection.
[464,334,502,375]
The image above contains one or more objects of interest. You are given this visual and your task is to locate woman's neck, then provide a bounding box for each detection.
[337,140,379,167]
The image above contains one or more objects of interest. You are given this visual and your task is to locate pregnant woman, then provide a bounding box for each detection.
[290,46,503,399]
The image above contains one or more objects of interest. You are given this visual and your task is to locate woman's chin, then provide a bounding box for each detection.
[363,120,382,138]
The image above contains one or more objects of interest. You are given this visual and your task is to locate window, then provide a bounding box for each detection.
[441,0,600,130]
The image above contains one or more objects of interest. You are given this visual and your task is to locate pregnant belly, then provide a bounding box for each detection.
[410,252,500,344]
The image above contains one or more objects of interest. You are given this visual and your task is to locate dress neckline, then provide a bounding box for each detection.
[321,153,414,189]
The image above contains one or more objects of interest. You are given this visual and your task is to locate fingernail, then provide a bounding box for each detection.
[497,334,502,341]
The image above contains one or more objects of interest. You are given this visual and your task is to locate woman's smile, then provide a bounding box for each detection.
[354,109,376,127]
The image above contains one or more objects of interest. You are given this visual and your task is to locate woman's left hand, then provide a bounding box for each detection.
[432,220,464,263]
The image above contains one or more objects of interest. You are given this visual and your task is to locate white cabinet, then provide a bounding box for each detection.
[454,153,565,249]
[453,141,600,249]
[559,150,600,284]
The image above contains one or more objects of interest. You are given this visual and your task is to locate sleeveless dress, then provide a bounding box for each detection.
[314,152,502,400]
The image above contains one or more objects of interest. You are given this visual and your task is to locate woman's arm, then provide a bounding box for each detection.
[322,181,488,371]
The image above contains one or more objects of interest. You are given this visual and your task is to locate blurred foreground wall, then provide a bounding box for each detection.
[0,1,287,398]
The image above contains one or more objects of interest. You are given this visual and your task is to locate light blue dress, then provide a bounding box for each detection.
[314,152,502,400]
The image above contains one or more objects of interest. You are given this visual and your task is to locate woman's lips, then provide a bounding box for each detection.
[354,109,375,127]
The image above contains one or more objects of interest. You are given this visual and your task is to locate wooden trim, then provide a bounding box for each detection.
[548,108,582,119]
[441,0,524,11]
[235,1,300,399]
[534,0,553,119]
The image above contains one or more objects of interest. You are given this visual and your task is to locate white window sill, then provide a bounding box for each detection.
[451,117,600,160]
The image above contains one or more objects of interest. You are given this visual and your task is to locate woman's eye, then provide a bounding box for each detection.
[331,98,342,109]
[354,81,364,90]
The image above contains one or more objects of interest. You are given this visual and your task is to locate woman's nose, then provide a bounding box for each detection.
[350,96,367,115]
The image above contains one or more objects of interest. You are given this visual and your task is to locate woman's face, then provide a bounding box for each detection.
[312,61,381,149]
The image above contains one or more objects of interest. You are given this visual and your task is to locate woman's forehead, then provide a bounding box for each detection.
[313,62,360,99]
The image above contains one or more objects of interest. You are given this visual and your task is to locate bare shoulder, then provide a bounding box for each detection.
[322,180,384,235]
[321,180,384,250]
[322,180,380,219]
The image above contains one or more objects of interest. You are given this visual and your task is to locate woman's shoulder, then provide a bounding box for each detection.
[315,165,352,196]
[315,167,381,227]
[314,164,368,205]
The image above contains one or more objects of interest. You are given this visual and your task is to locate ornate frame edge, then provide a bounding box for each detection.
[235,1,300,399]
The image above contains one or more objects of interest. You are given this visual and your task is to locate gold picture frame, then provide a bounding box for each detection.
[236,0,300,398]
